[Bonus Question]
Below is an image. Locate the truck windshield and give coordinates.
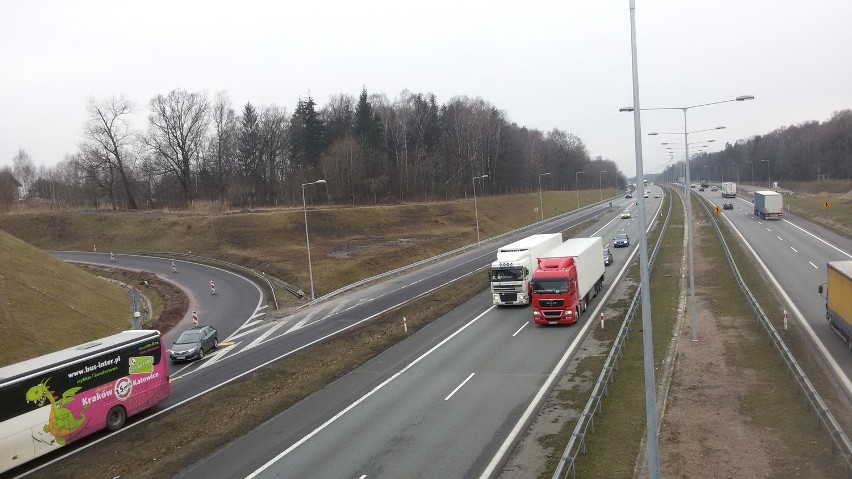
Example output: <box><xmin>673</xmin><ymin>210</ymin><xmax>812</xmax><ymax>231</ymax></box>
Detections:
<box><xmin>532</xmin><ymin>279</ymin><xmax>569</xmax><ymax>294</ymax></box>
<box><xmin>491</xmin><ymin>268</ymin><xmax>524</xmax><ymax>281</ymax></box>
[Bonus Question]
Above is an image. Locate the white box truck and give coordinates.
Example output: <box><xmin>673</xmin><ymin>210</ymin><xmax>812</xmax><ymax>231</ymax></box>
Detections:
<box><xmin>721</xmin><ymin>182</ymin><xmax>737</xmax><ymax>198</ymax></box>
<box><xmin>530</xmin><ymin>237</ymin><xmax>606</xmax><ymax>324</ymax></box>
<box><xmin>490</xmin><ymin>233</ymin><xmax>562</xmax><ymax>305</ymax></box>
<box><xmin>754</xmin><ymin>190</ymin><xmax>783</xmax><ymax>219</ymax></box>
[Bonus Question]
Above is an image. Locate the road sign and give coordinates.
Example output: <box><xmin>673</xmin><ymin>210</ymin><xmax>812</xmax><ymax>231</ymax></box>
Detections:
<box><xmin>823</xmin><ymin>201</ymin><xmax>831</xmax><ymax>209</ymax></box>
<box><xmin>714</xmin><ymin>206</ymin><xmax>721</xmax><ymax>213</ymax></box>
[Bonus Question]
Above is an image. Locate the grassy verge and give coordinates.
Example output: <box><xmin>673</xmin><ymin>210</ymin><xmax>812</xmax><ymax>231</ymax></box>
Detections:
<box><xmin>48</xmin><ymin>271</ymin><xmax>491</xmax><ymax>479</ymax></box>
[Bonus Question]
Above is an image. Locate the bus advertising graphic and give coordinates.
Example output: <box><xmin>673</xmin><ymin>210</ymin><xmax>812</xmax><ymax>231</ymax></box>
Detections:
<box><xmin>0</xmin><ymin>331</ymin><xmax>171</xmax><ymax>474</ymax></box>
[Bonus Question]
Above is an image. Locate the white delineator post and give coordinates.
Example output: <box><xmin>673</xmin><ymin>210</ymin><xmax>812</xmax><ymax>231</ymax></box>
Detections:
<box><xmin>784</xmin><ymin>310</ymin><xmax>788</xmax><ymax>330</ymax></box>
<box><xmin>110</xmin><ymin>252</ymin><xmax>115</xmax><ymax>262</ymax></box>
<box><xmin>171</xmin><ymin>261</ymin><xmax>177</xmax><ymax>273</ymax></box>
<box><xmin>192</xmin><ymin>311</ymin><xmax>198</xmax><ymax>326</ymax></box>
<box><xmin>211</xmin><ymin>280</ymin><xmax>216</xmax><ymax>295</ymax></box>
<box><xmin>403</xmin><ymin>316</ymin><xmax>408</xmax><ymax>333</ymax></box>
<box><xmin>600</xmin><ymin>312</ymin><xmax>605</xmax><ymax>329</ymax></box>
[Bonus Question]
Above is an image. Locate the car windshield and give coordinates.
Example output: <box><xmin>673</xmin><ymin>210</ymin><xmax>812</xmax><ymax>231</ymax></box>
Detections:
<box><xmin>491</xmin><ymin>267</ymin><xmax>524</xmax><ymax>282</ymax></box>
<box><xmin>616</xmin><ymin>234</ymin><xmax>628</xmax><ymax>241</ymax></box>
<box><xmin>532</xmin><ymin>279</ymin><xmax>569</xmax><ymax>294</ymax></box>
<box><xmin>175</xmin><ymin>331</ymin><xmax>201</xmax><ymax>344</ymax></box>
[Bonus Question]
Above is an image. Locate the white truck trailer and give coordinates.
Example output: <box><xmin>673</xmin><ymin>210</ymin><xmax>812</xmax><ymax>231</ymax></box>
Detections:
<box><xmin>721</xmin><ymin>182</ymin><xmax>737</xmax><ymax>198</ymax></box>
<box><xmin>490</xmin><ymin>233</ymin><xmax>562</xmax><ymax>306</ymax></box>
<box><xmin>754</xmin><ymin>190</ymin><xmax>783</xmax><ymax>219</ymax></box>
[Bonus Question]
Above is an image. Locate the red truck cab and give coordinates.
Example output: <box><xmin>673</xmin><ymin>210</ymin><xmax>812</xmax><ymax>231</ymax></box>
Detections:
<box><xmin>531</xmin><ymin>256</ymin><xmax>580</xmax><ymax>325</ymax></box>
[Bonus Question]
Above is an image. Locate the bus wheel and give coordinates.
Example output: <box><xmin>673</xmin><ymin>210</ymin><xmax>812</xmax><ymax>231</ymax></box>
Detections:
<box><xmin>106</xmin><ymin>406</ymin><xmax>127</xmax><ymax>431</ymax></box>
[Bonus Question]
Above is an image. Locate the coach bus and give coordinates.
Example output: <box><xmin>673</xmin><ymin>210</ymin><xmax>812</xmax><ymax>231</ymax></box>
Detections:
<box><xmin>0</xmin><ymin>330</ymin><xmax>171</xmax><ymax>473</ymax></box>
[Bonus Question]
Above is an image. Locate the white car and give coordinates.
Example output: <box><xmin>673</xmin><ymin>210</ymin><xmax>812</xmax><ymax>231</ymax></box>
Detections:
<box><xmin>621</xmin><ymin>210</ymin><xmax>632</xmax><ymax>219</ymax></box>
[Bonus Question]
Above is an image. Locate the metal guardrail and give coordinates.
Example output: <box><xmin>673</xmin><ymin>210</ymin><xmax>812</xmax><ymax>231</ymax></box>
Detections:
<box><xmin>553</xmin><ymin>187</ymin><xmax>674</xmax><ymax>479</ymax></box>
<box><xmin>694</xmin><ymin>192</ymin><xmax>852</xmax><ymax>475</ymax></box>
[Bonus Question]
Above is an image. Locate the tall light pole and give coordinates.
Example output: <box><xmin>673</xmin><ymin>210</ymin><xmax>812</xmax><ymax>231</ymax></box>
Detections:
<box><xmin>732</xmin><ymin>163</ymin><xmax>739</xmax><ymax>184</ymax></box>
<box><xmin>575</xmin><ymin>171</ymin><xmax>585</xmax><ymax>210</ymax></box>
<box><xmin>621</xmin><ymin>1</ymin><xmax>662</xmax><ymax>475</ymax></box>
<box><xmin>623</xmin><ymin>95</ymin><xmax>753</xmax><ymax>349</ymax></box>
<box><xmin>748</xmin><ymin>161</ymin><xmax>754</xmax><ymax>184</ymax></box>
<box><xmin>538</xmin><ymin>172</ymin><xmax>550</xmax><ymax>222</ymax></box>
<box><xmin>762</xmin><ymin>159</ymin><xmax>771</xmax><ymax>188</ymax></box>
<box><xmin>302</xmin><ymin>179</ymin><xmax>327</xmax><ymax>300</ymax></box>
<box><xmin>599</xmin><ymin>170</ymin><xmax>608</xmax><ymax>202</ymax></box>
<box><xmin>473</xmin><ymin>174</ymin><xmax>488</xmax><ymax>243</ymax></box>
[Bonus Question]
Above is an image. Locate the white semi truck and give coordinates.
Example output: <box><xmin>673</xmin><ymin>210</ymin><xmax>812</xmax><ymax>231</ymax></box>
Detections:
<box><xmin>490</xmin><ymin>233</ymin><xmax>562</xmax><ymax>306</ymax></box>
<box><xmin>721</xmin><ymin>182</ymin><xmax>737</xmax><ymax>198</ymax></box>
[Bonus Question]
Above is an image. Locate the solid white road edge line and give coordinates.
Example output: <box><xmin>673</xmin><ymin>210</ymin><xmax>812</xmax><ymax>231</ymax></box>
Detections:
<box><xmin>810</xmin><ymin>261</ymin><xmax>818</xmax><ymax>269</ymax></box>
<box><xmin>243</xmin><ymin>306</ymin><xmax>496</xmax><ymax>479</ymax></box>
<box><xmin>445</xmin><ymin>373</ymin><xmax>476</xmax><ymax>401</ymax></box>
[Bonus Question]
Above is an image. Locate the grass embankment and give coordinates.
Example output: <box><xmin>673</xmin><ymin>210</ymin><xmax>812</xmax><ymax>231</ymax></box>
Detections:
<box><xmin>0</xmin><ymin>189</ymin><xmax>616</xmax><ymax>306</ymax></box>
<box><xmin>0</xmin><ymin>230</ymin><xmax>131</xmax><ymax>366</ymax></box>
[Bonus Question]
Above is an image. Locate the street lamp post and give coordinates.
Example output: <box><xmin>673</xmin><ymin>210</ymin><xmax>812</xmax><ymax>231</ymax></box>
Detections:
<box><xmin>748</xmin><ymin>161</ymin><xmax>754</xmax><ymax>184</ymax></box>
<box><xmin>762</xmin><ymin>159</ymin><xmax>771</xmax><ymax>188</ymax></box>
<box><xmin>599</xmin><ymin>170</ymin><xmax>608</xmax><ymax>202</ymax></box>
<box><xmin>538</xmin><ymin>172</ymin><xmax>550</xmax><ymax>222</ymax></box>
<box><xmin>575</xmin><ymin>171</ymin><xmax>585</xmax><ymax>210</ymax></box>
<box><xmin>732</xmin><ymin>163</ymin><xmax>739</xmax><ymax>184</ymax></box>
<box><xmin>473</xmin><ymin>174</ymin><xmax>488</xmax><ymax>243</ymax></box>
<box><xmin>302</xmin><ymin>179</ymin><xmax>327</xmax><ymax>300</ymax></box>
<box><xmin>623</xmin><ymin>95</ymin><xmax>753</xmax><ymax>347</ymax></box>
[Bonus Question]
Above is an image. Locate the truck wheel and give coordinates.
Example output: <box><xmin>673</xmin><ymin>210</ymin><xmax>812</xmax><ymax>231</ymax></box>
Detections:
<box><xmin>106</xmin><ymin>406</ymin><xmax>127</xmax><ymax>431</ymax></box>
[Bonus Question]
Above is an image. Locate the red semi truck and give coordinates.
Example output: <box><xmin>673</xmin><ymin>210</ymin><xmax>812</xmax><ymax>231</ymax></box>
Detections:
<box><xmin>531</xmin><ymin>237</ymin><xmax>606</xmax><ymax>325</ymax></box>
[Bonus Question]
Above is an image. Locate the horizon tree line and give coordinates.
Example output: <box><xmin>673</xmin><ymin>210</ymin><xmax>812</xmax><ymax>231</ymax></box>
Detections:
<box><xmin>5</xmin><ymin>87</ymin><xmax>627</xmax><ymax>210</ymax></box>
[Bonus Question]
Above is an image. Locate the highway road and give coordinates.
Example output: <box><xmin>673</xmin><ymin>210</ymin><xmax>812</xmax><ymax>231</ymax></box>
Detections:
<box><xmin>22</xmin><ymin>191</ymin><xmax>657</xmax><ymax>478</ymax></box>
<box><xmin>173</xmin><ymin>187</ymin><xmax>666</xmax><ymax>479</ymax></box>
<box><xmin>695</xmin><ymin>186</ymin><xmax>852</xmax><ymax>393</ymax></box>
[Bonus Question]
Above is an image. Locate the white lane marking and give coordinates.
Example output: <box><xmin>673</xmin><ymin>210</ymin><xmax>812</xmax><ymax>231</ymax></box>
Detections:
<box><xmin>242</xmin><ymin>319</ymin><xmax>264</xmax><ymax>329</ymax></box>
<box><xmin>512</xmin><ymin>322</ymin><xmax>529</xmax><ymax>337</ymax></box>
<box><xmin>195</xmin><ymin>342</ymin><xmax>240</xmax><ymax>371</ymax></box>
<box><xmin>781</xmin><ymin>219</ymin><xmax>852</xmax><ymax>259</ymax></box>
<box><xmin>809</xmin><ymin>261</ymin><xmax>818</xmax><ymax>269</ymax></box>
<box><xmin>359</xmin><ymin>476</ymin><xmax>367</xmax><ymax>479</ymax></box>
<box><xmin>244</xmin><ymin>306</ymin><xmax>496</xmax><ymax>479</ymax></box>
<box><xmin>248</xmin><ymin>311</ymin><xmax>266</xmax><ymax>321</ymax></box>
<box><xmin>287</xmin><ymin>309</ymin><xmax>321</xmax><ymax>333</ymax></box>
<box><xmin>257</xmin><ymin>304</ymin><xmax>269</xmax><ymax>311</ymax></box>
<box><xmin>766</xmin><ymin>227</ymin><xmax>771</xmax><ymax>232</ymax></box>
<box><xmin>791</xmin><ymin>246</ymin><xmax>798</xmax><ymax>253</ymax></box>
<box><xmin>444</xmin><ymin>373</ymin><xmax>476</xmax><ymax>401</ymax></box>
<box><xmin>777</xmin><ymin>236</ymin><xmax>783</xmax><ymax>241</ymax></box>
<box><xmin>244</xmin><ymin>321</ymin><xmax>290</xmax><ymax>350</ymax></box>
<box><xmin>225</xmin><ymin>325</ymin><xmax>266</xmax><ymax>341</ymax></box>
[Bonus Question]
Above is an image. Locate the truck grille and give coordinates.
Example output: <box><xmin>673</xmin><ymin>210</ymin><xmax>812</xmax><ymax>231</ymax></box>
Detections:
<box><xmin>542</xmin><ymin>310</ymin><xmax>563</xmax><ymax>319</ymax></box>
<box><xmin>493</xmin><ymin>285</ymin><xmax>521</xmax><ymax>293</ymax></box>
<box><xmin>538</xmin><ymin>299</ymin><xmax>563</xmax><ymax>307</ymax></box>
<box><xmin>499</xmin><ymin>293</ymin><xmax>518</xmax><ymax>302</ymax></box>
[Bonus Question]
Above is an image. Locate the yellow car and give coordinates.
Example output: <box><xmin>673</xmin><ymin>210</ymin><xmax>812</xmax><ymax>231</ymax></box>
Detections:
<box><xmin>621</xmin><ymin>210</ymin><xmax>632</xmax><ymax>219</ymax></box>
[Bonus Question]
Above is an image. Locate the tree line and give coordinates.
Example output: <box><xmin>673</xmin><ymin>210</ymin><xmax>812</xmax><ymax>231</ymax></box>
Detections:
<box><xmin>659</xmin><ymin>110</ymin><xmax>852</xmax><ymax>186</ymax></box>
<box><xmin>3</xmin><ymin>88</ymin><xmax>625</xmax><ymax>211</ymax></box>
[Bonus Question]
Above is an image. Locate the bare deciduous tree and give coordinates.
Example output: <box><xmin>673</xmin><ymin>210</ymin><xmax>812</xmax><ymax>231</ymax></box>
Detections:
<box><xmin>83</xmin><ymin>96</ymin><xmax>139</xmax><ymax>209</ymax></box>
<box><xmin>145</xmin><ymin>89</ymin><xmax>210</xmax><ymax>203</ymax></box>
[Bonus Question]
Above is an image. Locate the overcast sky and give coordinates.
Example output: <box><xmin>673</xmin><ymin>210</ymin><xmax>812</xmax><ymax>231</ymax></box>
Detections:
<box><xmin>1</xmin><ymin>0</ymin><xmax>850</xmax><ymax>177</ymax></box>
